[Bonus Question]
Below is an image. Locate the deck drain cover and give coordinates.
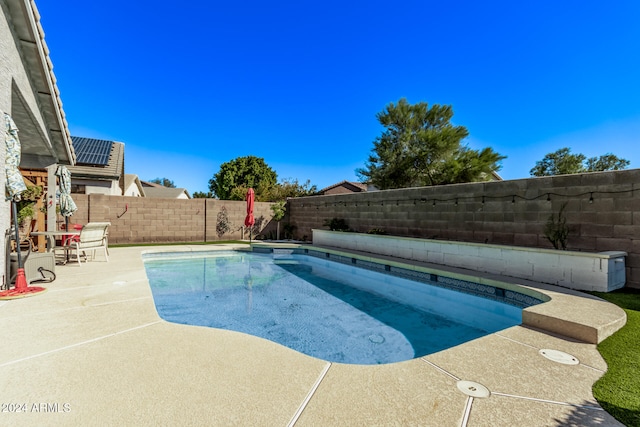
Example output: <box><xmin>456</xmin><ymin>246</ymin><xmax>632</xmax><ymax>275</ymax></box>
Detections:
<box><xmin>368</xmin><ymin>334</ymin><xmax>385</xmax><ymax>344</ymax></box>
<box><xmin>456</xmin><ymin>380</ymin><xmax>491</xmax><ymax>398</ymax></box>
<box><xmin>539</xmin><ymin>349</ymin><xmax>579</xmax><ymax>365</ymax></box>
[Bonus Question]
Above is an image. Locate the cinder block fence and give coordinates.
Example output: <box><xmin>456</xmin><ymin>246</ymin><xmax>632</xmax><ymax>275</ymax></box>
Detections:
<box><xmin>287</xmin><ymin>169</ymin><xmax>640</xmax><ymax>289</ymax></box>
<box><xmin>68</xmin><ymin>194</ymin><xmax>279</xmax><ymax>244</ymax></box>
<box><xmin>65</xmin><ymin>169</ymin><xmax>640</xmax><ymax>288</ymax></box>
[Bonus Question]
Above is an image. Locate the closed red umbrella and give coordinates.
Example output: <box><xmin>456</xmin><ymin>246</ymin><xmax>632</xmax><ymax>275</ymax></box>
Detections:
<box><xmin>244</xmin><ymin>188</ymin><xmax>255</xmax><ymax>241</ymax></box>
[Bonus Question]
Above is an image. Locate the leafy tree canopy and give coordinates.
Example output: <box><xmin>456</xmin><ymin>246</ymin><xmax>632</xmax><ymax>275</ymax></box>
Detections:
<box><xmin>530</xmin><ymin>147</ymin><xmax>630</xmax><ymax>176</ymax></box>
<box><xmin>229</xmin><ymin>178</ymin><xmax>317</xmax><ymax>202</ymax></box>
<box><xmin>209</xmin><ymin>155</ymin><xmax>277</xmax><ymax>200</ymax></box>
<box><xmin>149</xmin><ymin>177</ymin><xmax>176</xmax><ymax>188</ymax></box>
<box><xmin>266</xmin><ymin>178</ymin><xmax>317</xmax><ymax>201</ymax></box>
<box><xmin>356</xmin><ymin>98</ymin><xmax>505</xmax><ymax>189</ymax></box>
<box><xmin>192</xmin><ymin>191</ymin><xmax>214</xmax><ymax>198</ymax></box>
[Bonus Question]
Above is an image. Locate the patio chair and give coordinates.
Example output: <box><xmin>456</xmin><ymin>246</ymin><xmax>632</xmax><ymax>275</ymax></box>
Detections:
<box><xmin>58</xmin><ymin>223</ymin><xmax>83</xmax><ymax>247</ymax></box>
<box><xmin>56</xmin><ymin>222</ymin><xmax>110</xmax><ymax>265</ymax></box>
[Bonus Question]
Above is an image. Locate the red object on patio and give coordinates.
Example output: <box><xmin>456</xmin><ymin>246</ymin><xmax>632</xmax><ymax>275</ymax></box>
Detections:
<box><xmin>0</xmin><ymin>201</ymin><xmax>48</xmax><ymax>300</ymax></box>
<box><xmin>244</xmin><ymin>188</ymin><xmax>255</xmax><ymax>241</ymax></box>
<box><xmin>61</xmin><ymin>223</ymin><xmax>83</xmax><ymax>246</ymax></box>
<box><xmin>0</xmin><ymin>269</ymin><xmax>47</xmax><ymax>300</ymax></box>
<box><xmin>1</xmin><ymin>113</ymin><xmax>47</xmax><ymax>300</ymax></box>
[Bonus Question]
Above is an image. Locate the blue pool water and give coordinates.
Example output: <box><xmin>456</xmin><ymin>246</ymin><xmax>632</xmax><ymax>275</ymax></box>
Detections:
<box><xmin>144</xmin><ymin>251</ymin><xmax>524</xmax><ymax>365</ymax></box>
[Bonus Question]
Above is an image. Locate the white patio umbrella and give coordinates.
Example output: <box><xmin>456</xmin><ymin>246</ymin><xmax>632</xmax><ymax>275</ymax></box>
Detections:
<box><xmin>3</xmin><ymin>113</ymin><xmax>26</xmax><ymax>200</ymax></box>
<box><xmin>0</xmin><ymin>112</ymin><xmax>47</xmax><ymax>299</ymax></box>
<box><xmin>55</xmin><ymin>165</ymin><xmax>77</xmax><ymax>221</ymax></box>
<box><xmin>55</xmin><ymin>165</ymin><xmax>77</xmax><ymax>264</ymax></box>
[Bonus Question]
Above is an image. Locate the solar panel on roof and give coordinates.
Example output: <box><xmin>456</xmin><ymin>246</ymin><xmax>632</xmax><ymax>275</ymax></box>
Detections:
<box><xmin>71</xmin><ymin>137</ymin><xmax>113</xmax><ymax>166</ymax></box>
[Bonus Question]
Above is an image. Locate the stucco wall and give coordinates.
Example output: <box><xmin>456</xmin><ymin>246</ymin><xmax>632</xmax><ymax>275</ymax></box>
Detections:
<box><xmin>1</xmin><ymin>2</ymin><xmax>17</xmax><ymax>287</ymax></box>
<box><xmin>1</xmin><ymin>1</ymin><xmax>46</xmax><ymax>288</ymax></box>
<box><xmin>73</xmin><ymin>179</ymin><xmax>121</xmax><ymax>196</ymax></box>
<box><xmin>1</xmin><ymin>1</ymin><xmax>46</xmax><ymax>135</ymax></box>
<box><xmin>288</xmin><ymin>169</ymin><xmax>640</xmax><ymax>289</ymax></box>
<box><xmin>0</xmin><ymin>123</ymin><xmax>7</xmax><ymax>288</ymax></box>
<box><xmin>123</xmin><ymin>183</ymin><xmax>142</xmax><ymax>197</ymax></box>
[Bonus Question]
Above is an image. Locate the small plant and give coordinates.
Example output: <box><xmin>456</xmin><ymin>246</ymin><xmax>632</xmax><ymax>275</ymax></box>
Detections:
<box><xmin>270</xmin><ymin>200</ymin><xmax>286</xmax><ymax>239</ymax></box>
<box><xmin>216</xmin><ymin>206</ymin><xmax>231</xmax><ymax>237</ymax></box>
<box><xmin>16</xmin><ymin>185</ymin><xmax>43</xmax><ymax>225</ymax></box>
<box><xmin>20</xmin><ymin>185</ymin><xmax>43</xmax><ymax>201</ymax></box>
<box><xmin>16</xmin><ymin>203</ymin><xmax>35</xmax><ymax>225</ymax></box>
<box><xmin>544</xmin><ymin>203</ymin><xmax>569</xmax><ymax>250</ymax></box>
<box><xmin>323</xmin><ymin>217</ymin><xmax>350</xmax><ymax>231</ymax></box>
<box><xmin>283</xmin><ymin>223</ymin><xmax>296</xmax><ymax>239</ymax></box>
<box><xmin>367</xmin><ymin>228</ymin><xmax>387</xmax><ymax>235</ymax></box>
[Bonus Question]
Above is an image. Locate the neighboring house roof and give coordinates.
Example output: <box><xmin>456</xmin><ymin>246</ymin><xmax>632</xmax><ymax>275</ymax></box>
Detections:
<box><xmin>319</xmin><ymin>181</ymin><xmax>367</xmax><ymax>195</ymax></box>
<box><xmin>5</xmin><ymin>0</ymin><xmax>75</xmax><ymax>167</ymax></box>
<box><xmin>140</xmin><ymin>181</ymin><xmax>190</xmax><ymax>199</ymax></box>
<box><xmin>124</xmin><ymin>174</ymin><xmax>145</xmax><ymax>197</ymax></box>
<box><xmin>67</xmin><ymin>137</ymin><xmax>124</xmax><ymax>180</ymax></box>
<box><xmin>143</xmin><ymin>187</ymin><xmax>190</xmax><ymax>199</ymax></box>
<box><xmin>140</xmin><ymin>180</ymin><xmax>163</xmax><ymax>188</ymax></box>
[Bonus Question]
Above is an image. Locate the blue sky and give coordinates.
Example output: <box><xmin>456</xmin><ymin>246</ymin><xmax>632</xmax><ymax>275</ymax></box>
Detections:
<box><xmin>36</xmin><ymin>0</ymin><xmax>640</xmax><ymax>194</ymax></box>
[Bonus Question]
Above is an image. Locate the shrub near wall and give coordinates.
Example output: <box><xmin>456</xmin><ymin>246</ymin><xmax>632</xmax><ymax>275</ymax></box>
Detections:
<box><xmin>287</xmin><ymin>169</ymin><xmax>640</xmax><ymax>289</ymax></box>
<box><xmin>69</xmin><ymin>194</ymin><xmax>277</xmax><ymax>244</ymax></box>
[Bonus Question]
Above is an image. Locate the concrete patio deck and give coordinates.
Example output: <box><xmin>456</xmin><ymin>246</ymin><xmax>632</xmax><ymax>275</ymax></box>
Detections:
<box><xmin>0</xmin><ymin>245</ymin><xmax>626</xmax><ymax>426</ymax></box>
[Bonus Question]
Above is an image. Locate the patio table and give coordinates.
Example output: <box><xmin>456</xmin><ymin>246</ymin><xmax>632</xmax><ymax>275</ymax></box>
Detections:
<box><xmin>31</xmin><ymin>231</ymin><xmax>80</xmax><ymax>264</ymax></box>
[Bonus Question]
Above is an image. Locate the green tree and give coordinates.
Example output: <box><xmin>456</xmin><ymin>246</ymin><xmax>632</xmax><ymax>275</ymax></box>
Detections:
<box><xmin>356</xmin><ymin>98</ymin><xmax>504</xmax><ymax>189</ymax></box>
<box><xmin>264</xmin><ymin>178</ymin><xmax>317</xmax><ymax>201</ymax></box>
<box><xmin>149</xmin><ymin>177</ymin><xmax>176</xmax><ymax>188</ymax></box>
<box><xmin>530</xmin><ymin>148</ymin><xmax>585</xmax><ymax>176</ymax></box>
<box><xmin>209</xmin><ymin>156</ymin><xmax>277</xmax><ymax>200</ymax></box>
<box><xmin>530</xmin><ymin>148</ymin><xmax>630</xmax><ymax>176</ymax></box>
<box><xmin>585</xmin><ymin>153</ymin><xmax>630</xmax><ymax>172</ymax></box>
<box><xmin>227</xmin><ymin>178</ymin><xmax>317</xmax><ymax>202</ymax></box>
<box><xmin>192</xmin><ymin>191</ymin><xmax>213</xmax><ymax>198</ymax></box>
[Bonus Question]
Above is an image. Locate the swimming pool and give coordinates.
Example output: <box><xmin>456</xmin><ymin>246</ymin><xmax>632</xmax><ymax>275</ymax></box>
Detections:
<box><xmin>144</xmin><ymin>249</ymin><xmax>541</xmax><ymax>364</ymax></box>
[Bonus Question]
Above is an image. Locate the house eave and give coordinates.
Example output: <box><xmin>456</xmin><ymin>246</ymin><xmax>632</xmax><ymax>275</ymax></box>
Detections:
<box><xmin>7</xmin><ymin>0</ymin><xmax>75</xmax><ymax>167</ymax></box>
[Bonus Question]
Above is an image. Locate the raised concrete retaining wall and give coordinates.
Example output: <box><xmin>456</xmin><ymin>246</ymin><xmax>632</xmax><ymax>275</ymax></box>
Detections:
<box><xmin>313</xmin><ymin>229</ymin><xmax>627</xmax><ymax>292</ymax></box>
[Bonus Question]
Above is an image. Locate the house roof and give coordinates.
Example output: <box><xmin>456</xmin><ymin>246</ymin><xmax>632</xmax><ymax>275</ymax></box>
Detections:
<box><xmin>319</xmin><ymin>180</ymin><xmax>367</xmax><ymax>194</ymax></box>
<box><xmin>139</xmin><ymin>182</ymin><xmax>190</xmax><ymax>199</ymax></box>
<box><xmin>67</xmin><ymin>137</ymin><xmax>124</xmax><ymax>180</ymax></box>
<box><xmin>490</xmin><ymin>170</ymin><xmax>503</xmax><ymax>181</ymax></box>
<box><xmin>124</xmin><ymin>174</ymin><xmax>145</xmax><ymax>196</ymax></box>
<box><xmin>140</xmin><ymin>180</ymin><xmax>164</xmax><ymax>188</ymax></box>
<box><xmin>73</xmin><ymin>137</ymin><xmax>113</xmax><ymax>165</ymax></box>
<box><xmin>6</xmin><ymin>0</ymin><xmax>75</xmax><ymax>167</ymax></box>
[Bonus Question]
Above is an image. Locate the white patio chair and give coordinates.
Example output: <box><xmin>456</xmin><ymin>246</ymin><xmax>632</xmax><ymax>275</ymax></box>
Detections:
<box><xmin>57</xmin><ymin>222</ymin><xmax>110</xmax><ymax>265</ymax></box>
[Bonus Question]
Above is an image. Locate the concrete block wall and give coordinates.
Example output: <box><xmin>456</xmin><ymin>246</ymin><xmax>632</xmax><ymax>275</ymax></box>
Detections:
<box><xmin>289</xmin><ymin>169</ymin><xmax>640</xmax><ymax>288</ymax></box>
<box><xmin>67</xmin><ymin>194</ymin><xmax>277</xmax><ymax>244</ymax></box>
